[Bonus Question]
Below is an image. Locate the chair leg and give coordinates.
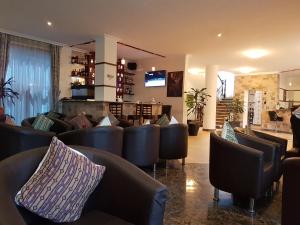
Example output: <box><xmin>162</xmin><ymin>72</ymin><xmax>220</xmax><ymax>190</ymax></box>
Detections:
<box><xmin>213</xmin><ymin>188</ymin><xmax>219</xmax><ymax>201</ymax></box>
<box><xmin>182</xmin><ymin>158</ymin><xmax>185</xmax><ymax>166</ymax></box>
<box><xmin>249</xmin><ymin>198</ymin><xmax>255</xmax><ymax>214</ymax></box>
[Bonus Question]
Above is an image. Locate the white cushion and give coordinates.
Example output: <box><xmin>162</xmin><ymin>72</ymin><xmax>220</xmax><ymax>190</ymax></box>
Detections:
<box><xmin>98</xmin><ymin>116</ymin><xmax>112</xmax><ymax>126</ymax></box>
<box><xmin>169</xmin><ymin>116</ymin><xmax>179</xmax><ymax>125</ymax></box>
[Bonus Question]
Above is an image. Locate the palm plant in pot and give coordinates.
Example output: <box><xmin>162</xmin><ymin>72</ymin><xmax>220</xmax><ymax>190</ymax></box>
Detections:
<box><xmin>227</xmin><ymin>97</ymin><xmax>244</xmax><ymax>128</ymax></box>
<box><xmin>185</xmin><ymin>88</ymin><xmax>211</xmax><ymax>136</ymax></box>
<box><xmin>0</xmin><ymin>77</ymin><xmax>19</xmax><ymax>116</ymax></box>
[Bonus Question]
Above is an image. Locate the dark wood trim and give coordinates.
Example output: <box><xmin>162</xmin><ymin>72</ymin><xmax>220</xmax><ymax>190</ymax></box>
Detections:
<box><xmin>280</xmin><ymin>68</ymin><xmax>300</xmax><ymax>73</ymax></box>
<box><xmin>117</xmin><ymin>42</ymin><xmax>166</xmax><ymax>58</ymax></box>
<box><xmin>69</xmin><ymin>40</ymin><xmax>165</xmax><ymax>58</ymax></box>
<box><xmin>95</xmin><ymin>62</ymin><xmax>117</xmax><ymax>66</ymax></box>
<box><xmin>280</xmin><ymin>87</ymin><xmax>300</xmax><ymax>92</ymax></box>
<box><xmin>203</xmin><ymin>128</ymin><xmax>216</xmax><ymax>131</ymax></box>
<box><xmin>94</xmin><ymin>85</ymin><xmax>116</xmax><ymax>88</ymax></box>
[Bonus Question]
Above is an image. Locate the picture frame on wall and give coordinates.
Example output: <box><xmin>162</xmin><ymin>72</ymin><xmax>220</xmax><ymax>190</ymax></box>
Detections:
<box><xmin>167</xmin><ymin>71</ymin><xmax>184</xmax><ymax>97</ymax></box>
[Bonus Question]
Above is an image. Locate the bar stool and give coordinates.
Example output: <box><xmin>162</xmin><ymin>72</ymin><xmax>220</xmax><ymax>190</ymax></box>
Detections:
<box><xmin>141</xmin><ymin>104</ymin><xmax>154</xmax><ymax>123</ymax></box>
<box><xmin>128</xmin><ymin>104</ymin><xmax>142</xmax><ymax>125</ymax></box>
<box><xmin>109</xmin><ymin>102</ymin><xmax>123</xmax><ymax>119</ymax></box>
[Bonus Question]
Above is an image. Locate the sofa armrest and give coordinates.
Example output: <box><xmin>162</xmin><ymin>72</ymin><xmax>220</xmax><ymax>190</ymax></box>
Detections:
<box><xmin>85</xmin><ymin>148</ymin><xmax>167</xmax><ymax>225</ymax></box>
<box><xmin>235</xmin><ymin>132</ymin><xmax>276</xmax><ymax>163</ymax></box>
<box><xmin>253</xmin><ymin>130</ymin><xmax>287</xmax><ymax>155</ymax></box>
<box><xmin>210</xmin><ymin>133</ymin><xmax>265</xmax><ymax>198</ymax></box>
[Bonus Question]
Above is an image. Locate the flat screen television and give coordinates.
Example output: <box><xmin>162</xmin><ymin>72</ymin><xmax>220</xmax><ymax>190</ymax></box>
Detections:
<box><xmin>145</xmin><ymin>70</ymin><xmax>166</xmax><ymax>87</ymax></box>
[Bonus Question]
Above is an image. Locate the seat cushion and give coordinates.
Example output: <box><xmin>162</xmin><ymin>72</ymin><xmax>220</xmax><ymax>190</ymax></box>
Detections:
<box><xmin>39</xmin><ymin>210</ymin><xmax>133</xmax><ymax>225</ymax></box>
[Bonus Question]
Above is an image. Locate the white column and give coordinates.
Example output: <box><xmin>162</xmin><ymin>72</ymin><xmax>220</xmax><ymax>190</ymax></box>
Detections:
<box><xmin>94</xmin><ymin>35</ymin><xmax>118</xmax><ymax>101</ymax></box>
<box><xmin>203</xmin><ymin>65</ymin><xmax>218</xmax><ymax>130</ymax></box>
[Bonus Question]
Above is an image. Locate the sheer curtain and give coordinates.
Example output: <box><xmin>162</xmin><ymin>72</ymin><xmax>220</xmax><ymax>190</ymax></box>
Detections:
<box><xmin>5</xmin><ymin>39</ymin><xmax>52</xmax><ymax>125</ymax></box>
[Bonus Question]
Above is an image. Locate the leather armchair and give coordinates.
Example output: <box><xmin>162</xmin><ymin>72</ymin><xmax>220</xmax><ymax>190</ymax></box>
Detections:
<box><xmin>209</xmin><ymin>132</ymin><xmax>275</xmax><ymax>213</ymax></box>
<box><xmin>0</xmin><ymin>123</ymin><xmax>54</xmax><ymax>161</ymax></box>
<box><xmin>123</xmin><ymin>125</ymin><xmax>160</xmax><ymax>170</ymax></box>
<box><xmin>282</xmin><ymin>158</ymin><xmax>300</xmax><ymax>225</ymax></box>
<box><xmin>159</xmin><ymin>124</ymin><xmax>188</xmax><ymax>165</ymax></box>
<box><xmin>235</xmin><ymin>130</ymin><xmax>285</xmax><ymax>184</ymax></box>
<box><xmin>0</xmin><ymin>146</ymin><xmax>168</xmax><ymax>225</ymax></box>
<box><xmin>22</xmin><ymin>116</ymin><xmax>72</xmax><ymax>134</ymax></box>
<box><xmin>58</xmin><ymin>126</ymin><xmax>124</xmax><ymax>156</ymax></box>
<box><xmin>290</xmin><ymin>114</ymin><xmax>300</xmax><ymax>148</ymax></box>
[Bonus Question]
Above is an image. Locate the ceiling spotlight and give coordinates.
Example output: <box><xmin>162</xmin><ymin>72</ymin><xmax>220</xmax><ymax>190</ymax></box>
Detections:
<box><xmin>242</xmin><ymin>49</ymin><xmax>270</xmax><ymax>59</ymax></box>
<box><xmin>121</xmin><ymin>58</ymin><xmax>126</xmax><ymax>65</ymax></box>
<box><xmin>237</xmin><ymin>67</ymin><xmax>256</xmax><ymax>74</ymax></box>
<box><xmin>151</xmin><ymin>66</ymin><xmax>156</xmax><ymax>71</ymax></box>
<box><xmin>289</xmin><ymin>82</ymin><xmax>292</xmax><ymax>87</ymax></box>
<box><xmin>47</xmin><ymin>21</ymin><xmax>52</xmax><ymax>26</ymax></box>
<box><xmin>217</xmin><ymin>33</ymin><xmax>222</xmax><ymax>38</ymax></box>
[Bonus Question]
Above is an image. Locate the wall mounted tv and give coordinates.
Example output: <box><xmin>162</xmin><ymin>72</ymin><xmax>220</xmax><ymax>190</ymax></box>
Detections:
<box><xmin>145</xmin><ymin>70</ymin><xmax>166</xmax><ymax>87</ymax></box>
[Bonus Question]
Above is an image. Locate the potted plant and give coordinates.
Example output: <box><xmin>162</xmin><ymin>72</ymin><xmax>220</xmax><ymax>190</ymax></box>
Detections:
<box><xmin>0</xmin><ymin>77</ymin><xmax>19</xmax><ymax>114</ymax></box>
<box><xmin>185</xmin><ymin>88</ymin><xmax>211</xmax><ymax>136</ymax></box>
<box><xmin>227</xmin><ymin>97</ymin><xmax>244</xmax><ymax>128</ymax></box>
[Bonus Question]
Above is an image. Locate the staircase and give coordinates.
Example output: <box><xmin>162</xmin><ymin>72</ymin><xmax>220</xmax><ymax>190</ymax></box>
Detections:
<box><xmin>216</xmin><ymin>99</ymin><xmax>232</xmax><ymax>128</ymax></box>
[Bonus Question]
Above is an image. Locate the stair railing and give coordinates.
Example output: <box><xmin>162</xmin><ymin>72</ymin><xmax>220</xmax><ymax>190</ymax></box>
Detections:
<box><xmin>217</xmin><ymin>75</ymin><xmax>226</xmax><ymax>100</ymax></box>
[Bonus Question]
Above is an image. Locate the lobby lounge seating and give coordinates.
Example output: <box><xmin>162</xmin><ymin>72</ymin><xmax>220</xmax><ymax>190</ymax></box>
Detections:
<box><xmin>282</xmin><ymin>158</ymin><xmax>300</xmax><ymax>225</ymax></box>
<box><xmin>235</xmin><ymin>129</ymin><xmax>287</xmax><ymax>185</ymax></box>
<box><xmin>0</xmin><ymin>123</ymin><xmax>54</xmax><ymax>161</ymax></box>
<box><xmin>290</xmin><ymin>114</ymin><xmax>300</xmax><ymax>148</ymax></box>
<box><xmin>0</xmin><ymin>146</ymin><xmax>168</xmax><ymax>225</ymax></box>
<box><xmin>22</xmin><ymin>116</ymin><xmax>72</xmax><ymax>134</ymax></box>
<box><xmin>58</xmin><ymin>126</ymin><xmax>124</xmax><ymax>156</ymax></box>
<box><xmin>159</xmin><ymin>123</ymin><xmax>188</xmax><ymax>165</ymax></box>
<box><xmin>209</xmin><ymin>132</ymin><xmax>275</xmax><ymax>213</ymax></box>
<box><xmin>123</xmin><ymin>125</ymin><xmax>160</xmax><ymax>170</ymax></box>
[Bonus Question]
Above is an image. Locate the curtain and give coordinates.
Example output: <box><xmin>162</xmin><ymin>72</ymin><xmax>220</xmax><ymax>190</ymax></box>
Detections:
<box><xmin>5</xmin><ymin>36</ymin><xmax>52</xmax><ymax>124</ymax></box>
<box><xmin>51</xmin><ymin>45</ymin><xmax>60</xmax><ymax>111</ymax></box>
<box><xmin>0</xmin><ymin>33</ymin><xmax>9</xmax><ymax>82</ymax></box>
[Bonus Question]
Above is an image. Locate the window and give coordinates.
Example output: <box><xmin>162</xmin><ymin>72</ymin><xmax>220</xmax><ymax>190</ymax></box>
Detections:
<box><xmin>5</xmin><ymin>40</ymin><xmax>52</xmax><ymax>124</ymax></box>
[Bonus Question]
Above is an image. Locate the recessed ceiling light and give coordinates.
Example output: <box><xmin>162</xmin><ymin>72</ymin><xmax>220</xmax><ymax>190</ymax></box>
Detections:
<box><xmin>289</xmin><ymin>82</ymin><xmax>292</xmax><ymax>87</ymax></box>
<box><xmin>237</xmin><ymin>67</ymin><xmax>256</xmax><ymax>74</ymax></box>
<box><xmin>47</xmin><ymin>21</ymin><xmax>52</xmax><ymax>26</ymax></box>
<box><xmin>188</xmin><ymin>68</ymin><xmax>205</xmax><ymax>75</ymax></box>
<box><xmin>242</xmin><ymin>49</ymin><xmax>270</xmax><ymax>59</ymax></box>
<box><xmin>151</xmin><ymin>66</ymin><xmax>156</xmax><ymax>71</ymax></box>
<box><xmin>217</xmin><ymin>33</ymin><xmax>222</xmax><ymax>38</ymax></box>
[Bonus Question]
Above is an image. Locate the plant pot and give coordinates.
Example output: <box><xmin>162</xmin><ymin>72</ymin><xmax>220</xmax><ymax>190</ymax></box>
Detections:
<box><xmin>188</xmin><ymin>121</ymin><xmax>201</xmax><ymax>136</ymax></box>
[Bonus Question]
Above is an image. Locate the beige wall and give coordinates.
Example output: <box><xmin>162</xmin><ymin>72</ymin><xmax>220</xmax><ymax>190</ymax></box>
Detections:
<box><xmin>134</xmin><ymin>55</ymin><xmax>186</xmax><ymax>122</ymax></box>
<box><xmin>234</xmin><ymin>74</ymin><xmax>279</xmax><ymax>110</ymax></box>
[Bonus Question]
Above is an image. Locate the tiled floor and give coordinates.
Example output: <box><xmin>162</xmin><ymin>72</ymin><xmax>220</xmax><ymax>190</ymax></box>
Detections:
<box><xmin>149</xmin><ymin>129</ymin><xmax>292</xmax><ymax>225</ymax></box>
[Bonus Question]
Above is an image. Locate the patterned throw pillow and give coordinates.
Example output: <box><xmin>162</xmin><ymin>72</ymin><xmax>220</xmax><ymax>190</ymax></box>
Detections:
<box><xmin>46</xmin><ymin>111</ymin><xmax>61</xmax><ymax>119</ymax></box>
<box><xmin>221</xmin><ymin>121</ymin><xmax>239</xmax><ymax>143</ymax></box>
<box><xmin>156</xmin><ymin>114</ymin><xmax>170</xmax><ymax>126</ymax></box>
<box><xmin>15</xmin><ymin>137</ymin><xmax>106</xmax><ymax>223</ymax></box>
<box><xmin>107</xmin><ymin>112</ymin><xmax>120</xmax><ymax>126</ymax></box>
<box><xmin>32</xmin><ymin>115</ymin><xmax>54</xmax><ymax>131</ymax></box>
<box><xmin>97</xmin><ymin>116</ymin><xmax>112</xmax><ymax>126</ymax></box>
<box><xmin>69</xmin><ymin>114</ymin><xmax>93</xmax><ymax>129</ymax></box>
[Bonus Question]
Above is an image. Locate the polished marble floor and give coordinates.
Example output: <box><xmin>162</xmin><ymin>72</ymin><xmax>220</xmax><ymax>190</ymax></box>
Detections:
<box><xmin>147</xmin><ymin>129</ymin><xmax>290</xmax><ymax>225</ymax></box>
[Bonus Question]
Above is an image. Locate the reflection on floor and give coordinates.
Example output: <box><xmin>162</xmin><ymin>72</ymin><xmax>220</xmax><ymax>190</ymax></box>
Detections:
<box><xmin>148</xmin><ymin>162</ymin><xmax>281</xmax><ymax>225</ymax></box>
<box><xmin>148</xmin><ymin>129</ymin><xmax>289</xmax><ymax>224</ymax></box>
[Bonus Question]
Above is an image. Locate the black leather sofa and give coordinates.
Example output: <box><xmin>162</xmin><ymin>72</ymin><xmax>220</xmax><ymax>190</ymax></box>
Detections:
<box><xmin>159</xmin><ymin>123</ymin><xmax>188</xmax><ymax>165</ymax></box>
<box><xmin>209</xmin><ymin>132</ymin><xmax>276</xmax><ymax>213</ymax></box>
<box><xmin>282</xmin><ymin>158</ymin><xmax>300</xmax><ymax>225</ymax></box>
<box><xmin>58</xmin><ymin>126</ymin><xmax>124</xmax><ymax>156</ymax></box>
<box><xmin>21</xmin><ymin>116</ymin><xmax>72</xmax><ymax>134</ymax></box>
<box><xmin>0</xmin><ymin>146</ymin><xmax>168</xmax><ymax>225</ymax></box>
<box><xmin>123</xmin><ymin>125</ymin><xmax>160</xmax><ymax>170</ymax></box>
<box><xmin>0</xmin><ymin>123</ymin><xmax>54</xmax><ymax>161</ymax></box>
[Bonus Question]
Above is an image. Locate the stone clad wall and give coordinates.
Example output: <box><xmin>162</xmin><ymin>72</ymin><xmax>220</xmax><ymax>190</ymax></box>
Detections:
<box><xmin>234</xmin><ymin>74</ymin><xmax>279</xmax><ymax>111</ymax></box>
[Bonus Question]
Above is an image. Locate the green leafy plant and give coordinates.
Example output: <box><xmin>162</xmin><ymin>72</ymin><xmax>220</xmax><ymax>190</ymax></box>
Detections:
<box><xmin>0</xmin><ymin>77</ymin><xmax>19</xmax><ymax>109</ymax></box>
<box><xmin>185</xmin><ymin>88</ymin><xmax>211</xmax><ymax>122</ymax></box>
<box><xmin>227</xmin><ymin>98</ymin><xmax>244</xmax><ymax>121</ymax></box>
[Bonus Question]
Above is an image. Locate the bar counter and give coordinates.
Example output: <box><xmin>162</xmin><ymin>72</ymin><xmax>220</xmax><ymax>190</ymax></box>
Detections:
<box><xmin>60</xmin><ymin>99</ymin><xmax>162</xmax><ymax>120</ymax></box>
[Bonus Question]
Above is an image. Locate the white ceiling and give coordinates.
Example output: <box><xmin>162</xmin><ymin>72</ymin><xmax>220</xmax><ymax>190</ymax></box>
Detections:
<box><xmin>1</xmin><ymin>0</ymin><xmax>300</xmax><ymax>73</ymax></box>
